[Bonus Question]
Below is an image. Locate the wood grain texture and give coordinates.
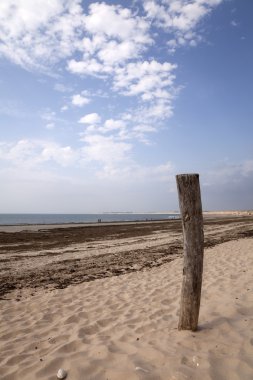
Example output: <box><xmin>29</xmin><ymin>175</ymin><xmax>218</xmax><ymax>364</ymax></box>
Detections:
<box><xmin>176</xmin><ymin>174</ymin><xmax>204</xmax><ymax>331</ymax></box>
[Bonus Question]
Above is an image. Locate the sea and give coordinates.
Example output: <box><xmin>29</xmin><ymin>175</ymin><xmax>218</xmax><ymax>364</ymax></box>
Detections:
<box><xmin>0</xmin><ymin>213</ymin><xmax>180</xmax><ymax>226</ymax></box>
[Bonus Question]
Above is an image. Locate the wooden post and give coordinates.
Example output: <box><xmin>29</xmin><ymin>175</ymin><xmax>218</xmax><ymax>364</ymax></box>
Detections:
<box><xmin>176</xmin><ymin>174</ymin><xmax>204</xmax><ymax>331</ymax></box>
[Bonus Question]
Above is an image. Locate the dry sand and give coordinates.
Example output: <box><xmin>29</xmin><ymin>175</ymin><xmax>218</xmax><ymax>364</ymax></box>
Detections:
<box><xmin>0</xmin><ymin>218</ymin><xmax>253</xmax><ymax>379</ymax></box>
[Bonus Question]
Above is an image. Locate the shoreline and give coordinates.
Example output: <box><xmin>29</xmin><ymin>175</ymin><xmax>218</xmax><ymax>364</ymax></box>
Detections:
<box><xmin>0</xmin><ymin>211</ymin><xmax>252</xmax><ymax>233</ymax></box>
<box><xmin>0</xmin><ymin>219</ymin><xmax>176</xmax><ymax>233</ymax></box>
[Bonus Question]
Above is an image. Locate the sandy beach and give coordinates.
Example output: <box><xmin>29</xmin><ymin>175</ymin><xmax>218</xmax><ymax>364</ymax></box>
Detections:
<box><xmin>0</xmin><ymin>216</ymin><xmax>253</xmax><ymax>379</ymax></box>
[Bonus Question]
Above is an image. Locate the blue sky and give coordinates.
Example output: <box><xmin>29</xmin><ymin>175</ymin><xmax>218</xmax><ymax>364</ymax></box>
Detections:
<box><xmin>0</xmin><ymin>0</ymin><xmax>252</xmax><ymax>213</ymax></box>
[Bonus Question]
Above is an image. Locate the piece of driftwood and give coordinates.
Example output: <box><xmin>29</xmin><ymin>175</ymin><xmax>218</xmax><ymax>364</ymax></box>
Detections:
<box><xmin>176</xmin><ymin>173</ymin><xmax>204</xmax><ymax>331</ymax></box>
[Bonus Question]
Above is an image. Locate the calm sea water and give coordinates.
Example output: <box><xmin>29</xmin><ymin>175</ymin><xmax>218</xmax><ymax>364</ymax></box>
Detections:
<box><xmin>0</xmin><ymin>213</ymin><xmax>179</xmax><ymax>226</ymax></box>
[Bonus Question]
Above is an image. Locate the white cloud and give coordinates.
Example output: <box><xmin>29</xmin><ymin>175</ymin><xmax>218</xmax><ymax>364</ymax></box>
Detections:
<box><xmin>133</xmin><ymin>125</ymin><xmax>156</xmax><ymax>133</ymax></box>
<box><xmin>41</xmin><ymin>108</ymin><xmax>67</xmax><ymax>125</ymax></box>
<box><xmin>231</xmin><ymin>20</ymin><xmax>238</xmax><ymax>27</ymax></box>
<box><xmin>0</xmin><ymin>0</ymin><xmax>225</xmax><ymax>168</ymax></box>
<box><xmin>81</xmin><ymin>134</ymin><xmax>132</xmax><ymax>165</ymax></box>
<box><xmin>135</xmin><ymin>161</ymin><xmax>175</xmax><ymax>182</ymax></box>
<box><xmin>0</xmin><ymin>0</ymin><xmax>223</xmax><ymax>133</ymax></box>
<box><xmin>61</xmin><ymin>105</ymin><xmax>69</xmax><ymax>112</ymax></box>
<box><xmin>144</xmin><ymin>0</ymin><xmax>223</xmax><ymax>31</ymax></box>
<box><xmin>0</xmin><ymin>0</ymin><xmax>84</xmax><ymax>71</ymax></box>
<box><xmin>84</xmin><ymin>3</ymin><xmax>149</xmax><ymax>42</ymax></box>
<box><xmin>0</xmin><ymin>0</ymin><xmax>223</xmax><ymax>81</ymax></box>
<box><xmin>138</xmin><ymin>99</ymin><xmax>174</xmax><ymax>121</ymax></box>
<box><xmin>242</xmin><ymin>160</ymin><xmax>253</xmax><ymax>176</ymax></box>
<box><xmin>0</xmin><ymin>140</ymin><xmax>38</xmax><ymax>166</ymax></box>
<box><xmin>104</xmin><ymin>119</ymin><xmax>126</xmax><ymax>132</ymax></box>
<box><xmin>54</xmin><ymin>83</ymin><xmax>73</xmax><ymax>92</ymax></box>
<box><xmin>143</xmin><ymin>0</ymin><xmax>223</xmax><ymax>49</ymax></box>
<box><xmin>67</xmin><ymin>58</ymin><xmax>110</xmax><ymax>77</ymax></box>
<box><xmin>112</xmin><ymin>60</ymin><xmax>177</xmax><ymax>124</ymax></box>
<box><xmin>72</xmin><ymin>94</ymin><xmax>90</xmax><ymax>107</ymax></box>
<box><xmin>114</xmin><ymin>60</ymin><xmax>176</xmax><ymax>98</ymax></box>
<box><xmin>41</xmin><ymin>144</ymin><xmax>76</xmax><ymax>166</ymax></box>
<box><xmin>98</xmin><ymin>40</ymin><xmax>138</xmax><ymax>65</ymax></box>
<box><xmin>96</xmin><ymin>160</ymin><xmax>175</xmax><ymax>182</ymax></box>
<box><xmin>79</xmin><ymin>113</ymin><xmax>101</xmax><ymax>124</ymax></box>
<box><xmin>46</xmin><ymin>122</ymin><xmax>55</xmax><ymax>129</ymax></box>
<box><xmin>67</xmin><ymin>2</ymin><xmax>152</xmax><ymax>76</ymax></box>
<box><xmin>0</xmin><ymin>1</ymin><xmax>152</xmax><ymax>75</ymax></box>
<box><xmin>41</xmin><ymin>110</ymin><xmax>56</xmax><ymax>121</ymax></box>
<box><xmin>200</xmin><ymin>160</ymin><xmax>253</xmax><ymax>210</ymax></box>
<box><xmin>0</xmin><ymin>139</ymin><xmax>77</xmax><ymax>168</ymax></box>
<box><xmin>202</xmin><ymin>160</ymin><xmax>253</xmax><ymax>188</ymax></box>
<box><xmin>79</xmin><ymin>118</ymin><xmax>129</xmax><ymax>141</ymax></box>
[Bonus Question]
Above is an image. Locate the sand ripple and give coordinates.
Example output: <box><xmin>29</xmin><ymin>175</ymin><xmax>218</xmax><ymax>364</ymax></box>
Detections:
<box><xmin>0</xmin><ymin>238</ymin><xmax>253</xmax><ymax>379</ymax></box>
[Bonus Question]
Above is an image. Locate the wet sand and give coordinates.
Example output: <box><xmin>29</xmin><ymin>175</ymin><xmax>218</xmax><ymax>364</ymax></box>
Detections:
<box><xmin>1</xmin><ymin>216</ymin><xmax>253</xmax><ymax>299</ymax></box>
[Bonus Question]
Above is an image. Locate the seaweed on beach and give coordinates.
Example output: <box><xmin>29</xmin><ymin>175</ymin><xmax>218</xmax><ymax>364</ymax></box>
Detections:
<box><xmin>0</xmin><ymin>216</ymin><xmax>253</xmax><ymax>298</ymax></box>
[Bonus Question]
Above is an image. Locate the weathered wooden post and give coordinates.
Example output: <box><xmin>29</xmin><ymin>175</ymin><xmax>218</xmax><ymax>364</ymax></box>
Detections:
<box><xmin>176</xmin><ymin>174</ymin><xmax>204</xmax><ymax>331</ymax></box>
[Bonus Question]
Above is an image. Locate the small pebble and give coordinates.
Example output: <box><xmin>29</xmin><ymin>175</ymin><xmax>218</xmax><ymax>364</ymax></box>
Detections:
<box><xmin>57</xmin><ymin>368</ymin><xmax>67</xmax><ymax>379</ymax></box>
<box><xmin>192</xmin><ymin>356</ymin><xmax>199</xmax><ymax>367</ymax></box>
<box><xmin>135</xmin><ymin>366</ymin><xmax>149</xmax><ymax>373</ymax></box>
